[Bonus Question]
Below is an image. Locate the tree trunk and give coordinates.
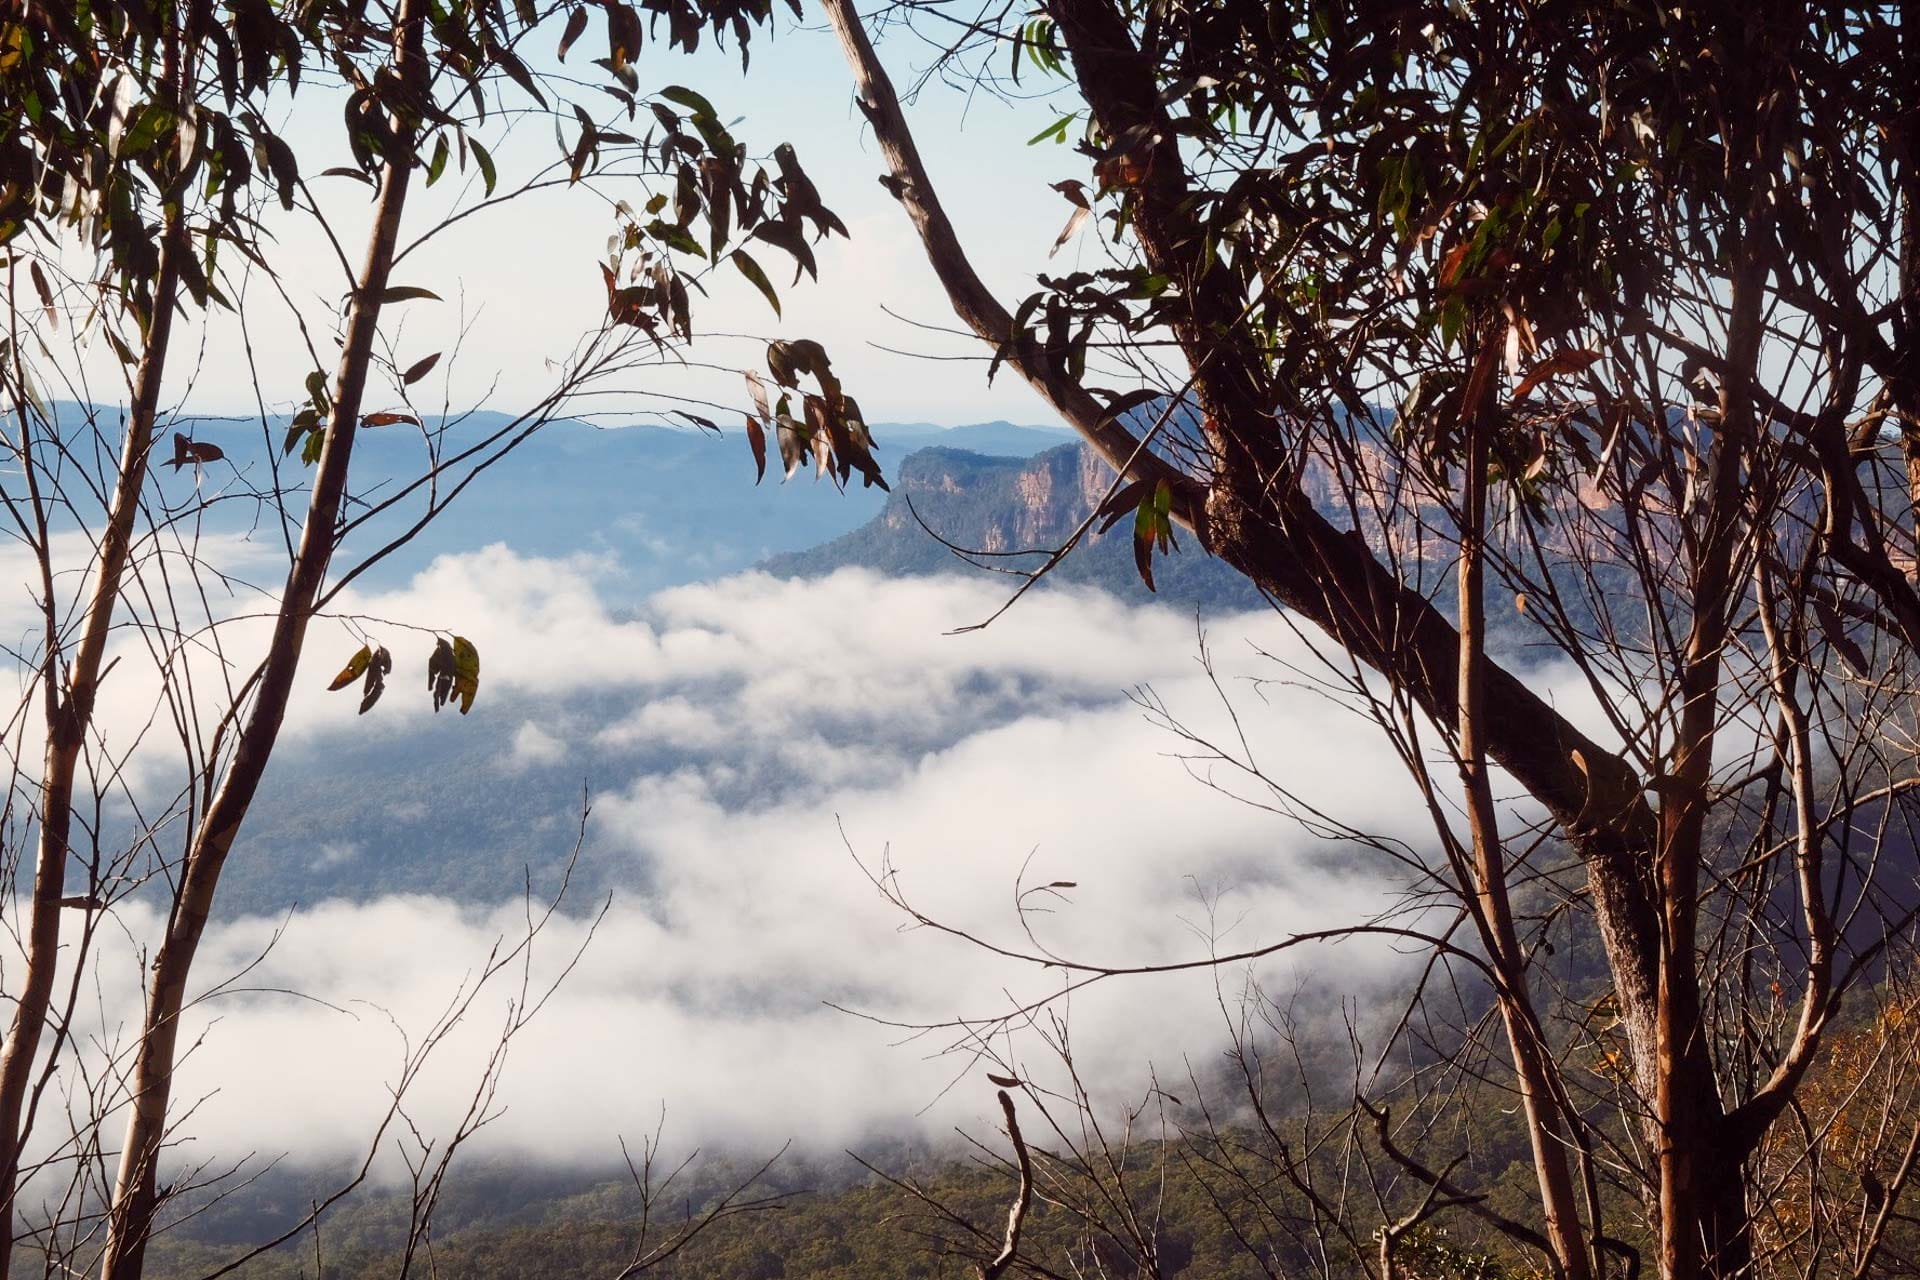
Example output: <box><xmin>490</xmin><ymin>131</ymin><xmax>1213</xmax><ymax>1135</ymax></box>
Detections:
<box><xmin>0</xmin><ymin>50</ymin><xmax>188</xmax><ymax>1279</ymax></box>
<box><xmin>1458</xmin><ymin>375</ymin><xmax>1594</xmax><ymax>1280</ymax></box>
<box><xmin>98</xmin><ymin>6</ymin><xmax>426</xmax><ymax>1275</ymax></box>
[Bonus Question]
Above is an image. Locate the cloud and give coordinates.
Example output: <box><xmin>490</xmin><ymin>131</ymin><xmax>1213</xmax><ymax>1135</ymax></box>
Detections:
<box><xmin>12</xmin><ymin>549</ymin><xmax>1582</xmax><ymax>1186</ymax></box>
<box><xmin>310</xmin><ymin>840</ymin><xmax>362</xmax><ymax>871</ymax></box>
<box><xmin>507</xmin><ymin>720</ymin><xmax>568</xmax><ymax>770</ymax></box>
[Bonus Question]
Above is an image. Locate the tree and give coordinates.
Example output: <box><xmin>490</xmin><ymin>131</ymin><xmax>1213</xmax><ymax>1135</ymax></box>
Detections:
<box><xmin>820</xmin><ymin>3</ymin><xmax>1920</xmax><ymax>1278</ymax></box>
<box><xmin>1</xmin><ymin>1</ymin><xmax>857</xmax><ymax>1274</ymax></box>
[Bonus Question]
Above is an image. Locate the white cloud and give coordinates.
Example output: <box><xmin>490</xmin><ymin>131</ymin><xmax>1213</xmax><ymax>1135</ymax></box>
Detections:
<box><xmin>507</xmin><ymin>720</ymin><xmax>569</xmax><ymax>770</ymax></box>
<box><xmin>8</xmin><ymin>549</ymin><xmax>1601</xmax><ymax>1186</ymax></box>
<box><xmin>310</xmin><ymin>840</ymin><xmax>362</xmax><ymax>871</ymax></box>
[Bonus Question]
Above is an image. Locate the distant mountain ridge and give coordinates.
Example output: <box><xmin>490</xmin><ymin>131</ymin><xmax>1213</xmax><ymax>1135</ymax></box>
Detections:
<box><xmin>763</xmin><ymin>442</ymin><xmax>1264</xmax><ymax>612</ymax></box>
<box><xmin>42</xmin><ymin>401</ymin><xmax>1074</xmax><ymax>596</ymax></box>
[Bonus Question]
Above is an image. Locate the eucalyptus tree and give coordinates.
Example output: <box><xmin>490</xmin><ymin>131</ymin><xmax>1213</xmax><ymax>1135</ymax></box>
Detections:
<box><xmin>3</xmin><ymin>1</ymin><xmax>864</xmax><ymax>1274</ymax></box>
<box><xmin>821</xmin><ymin>3</ymin><xmax>1920</xmax><ymax>1278</ymax></box>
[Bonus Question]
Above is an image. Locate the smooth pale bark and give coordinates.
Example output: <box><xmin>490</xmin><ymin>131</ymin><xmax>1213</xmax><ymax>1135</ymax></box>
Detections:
<box><xmin>99</xmin><ymin>5</ymin><xmax>428</xmax><ymax>1275</ymax></box>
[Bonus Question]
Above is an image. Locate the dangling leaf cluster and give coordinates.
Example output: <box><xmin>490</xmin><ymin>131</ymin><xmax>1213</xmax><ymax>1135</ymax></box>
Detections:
<box><xmin>740</xmin><ymin>341</ymin><xmax>886</xmax><ymax>491</ymax></box>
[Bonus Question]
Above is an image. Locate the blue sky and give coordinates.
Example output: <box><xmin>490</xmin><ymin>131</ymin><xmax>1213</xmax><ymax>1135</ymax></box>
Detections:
<box><xmin>107</xmin><ymin>12</ymin><xmax>1099</xmax><ymax>429</ymax></box>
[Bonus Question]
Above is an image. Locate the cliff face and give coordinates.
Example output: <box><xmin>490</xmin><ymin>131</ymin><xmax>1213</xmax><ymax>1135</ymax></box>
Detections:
<box><xmin>764</xmin><ymin>443</ymin><xmax>1264</xmax><ymax>612</ymax></box>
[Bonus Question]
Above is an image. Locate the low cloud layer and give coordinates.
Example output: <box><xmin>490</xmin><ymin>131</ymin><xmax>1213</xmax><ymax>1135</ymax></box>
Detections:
<box><xmin>18</xmin><ymin>552</ymin><xmax>1531</xmax><ymax>1184</ymax></box>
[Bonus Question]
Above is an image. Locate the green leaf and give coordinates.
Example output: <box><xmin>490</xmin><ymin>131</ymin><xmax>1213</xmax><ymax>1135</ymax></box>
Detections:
<box><xmin>379</xmin><ymin>285</ymin><xmax>443</xmax><ymax>304</ymax></box>
<box><xmin>1132</xmin><ymin>497</ymin><xmax>1158</xmax><ymax>592</ymax></box>
<box><xmin>1027</xmin><ymin>113</ymin><xmax>1075</xmax><ymax>146</ymax></box>
<box><xmin>659</xmin><ymin>85</ymin><xmax>717</xmax><ymax>118</ymax></box>
<box><xmin>731</xmin><ymin>250</ymin><xmax>780</xmax><ymax>317</ymax></box>
<box><xmin>425</xmin><ymin>133</ymin><xmax>449</xmax><ymax>186</ymax></box>
<box><xmin>470</xmin><ymin>138</ymin><xmax>497</xmax><ymax>196</ymax></box>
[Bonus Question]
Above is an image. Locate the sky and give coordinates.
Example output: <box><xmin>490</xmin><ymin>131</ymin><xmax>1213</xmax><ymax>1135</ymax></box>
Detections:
<box><xmin>58</xmin><ymin>12</ymin><xmax>1095</xmax><ymax>430</ymax></box>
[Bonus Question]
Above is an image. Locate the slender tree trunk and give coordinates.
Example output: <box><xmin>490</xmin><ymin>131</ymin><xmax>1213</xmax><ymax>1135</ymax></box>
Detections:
<box><xmin>1900</xmin><ymin>0</ymin><xmax>1920</xmax><ymax>527</ymax></box>
<box><xmin>1457</xmin><ymin>373</ymin><xmax>1593</xmax><ymax>1280</ymax></box>
<box><xmin>98</xmin><ymin>7</ymin><xmax>427</xmax><ymax>1275</ymax></box>
<box><xmin>0</xmin><ymin>37</ymin><xmax>189</xmax><ymax>1275</ymax></box>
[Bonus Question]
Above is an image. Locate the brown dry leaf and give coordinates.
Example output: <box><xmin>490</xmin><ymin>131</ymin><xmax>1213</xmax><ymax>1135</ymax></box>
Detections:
<box><xmin>1513</xmin><ymin>349</ymin><xmax>1602</xmax><ymax>400</ymax></box>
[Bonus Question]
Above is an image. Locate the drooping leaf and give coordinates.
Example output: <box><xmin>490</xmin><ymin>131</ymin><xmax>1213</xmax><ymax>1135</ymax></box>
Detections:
<box><xmin>557</xmin><ymin>5</ymin><xmax>590</xmax><ymax>60</ymax></box>
<box><xmin>450</xmin><ymin>636</ymin><xmax>480</xmax><ymax>714</ymax></box>
<box><xmin>428</xmin><ymin>637</ymin><xmax>455</xmax><ymax>712</ymax></box>
<box><xmin>731</xmin><ymin>249</ymin><xmax>780</xmax><ymax>316</ymax></box>
<box><xmin>745</xmin><ymin>413</ymin><xmax>767</xmax><ymax>483</ymax></box>
<box><xmin>471</xmin><ymin>139</ymin><xmax>497</xmax><ymax>196</ymax></box>
<box><xmin>402</xmin><ymin>352</ymin><xmax>442</xmax><ymax>384</ymax></box>
<box><xmin>1133</xmin><ymin>495</ymin><xmax>1158</xmax><ymax>592</ymax></box>
<box><xmin>327</xmin><ymin>644</ymin><xmax>372</xmax><ymax>691</ymax></box>
<box><xmin>358</xmin><ymin>645</ymin><xmax>392</xmax><ymax>714</ymax></box>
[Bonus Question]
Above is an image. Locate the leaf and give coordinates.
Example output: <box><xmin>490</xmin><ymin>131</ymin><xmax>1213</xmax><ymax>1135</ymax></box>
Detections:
<box><xmin>328</xmin><ymin>644</ymin><xmax>372</xmax><ymax>691</ymax></box>
<box><xmin>1096</xmin><ymin>479</ymin><xmax>1149</xmax><ymax>534</ymax></box>
<box><xmin>320</xmin><ymin>165</ymin><xmax>376</xmax><ymax>187</ymax></box>
<box><xmin>1133</xmin><ymin>496</ymin><xmax>1158</xmax><ymax>592</ymax></box>
<box><xmin>659</xmin><ymin>85</ymin><xmax>717</xmax><ymax>118</ymax></box>
<box><xmin>380</xmin><ymin>285</ymin><xmax>443</xmax><ymax>304</ymax></box>
<box><xmin>557</xmin><ymin>5</ymin><xmax>589</xmax><ymax>60</ymax></box>
<box><xmin>1050</xmin><ymin>205</ymin><xmax>1090</xmax><ymax>258</ymax></box>
<box><xmin>986</xmin><ymin>1074</ymin><xmax>1022</xmax><ymax>1088</ymax></box>
<box><xmin>427</xmin><ymin>636</ymin><xmax>480</xmax><ymax>715</ymax></box>
<box><xmin>731</xmin><ymin>250</ymin><xmax>780</xmax><ymax>317</ymax></box>
<box><xmin>167</xmin><ymin>433</ymin><xmax>225</xmax><ymax>470</ymax></box>
<box><xmin>745</xmin><ymin>414</ymin><xmax>767</xmax><ymax>483</ymax></box>
<box><xmin>305</xmin><ymin>369</ymin><xmax>331</xmax><ymax>412</ymax></box>
<box><xmin>283</xmin><ymin>407</ymin><xmax>320</xmax><ymax>456</ymax></box>
<box><xmin>358</xmin><ymin>645</ymin><xmax>392</xmax><ymax>714</ymax></box>
<box><xmin>1512</xmin><ymin>348</ymin><xmax>1603</xmax><ymax>400</ymax></box>
<box><xmin>428</xmin><ymin>637</ymin><xmax>455</xmax><ymax>711</ymax></box>
<box><xmin>450</xmin><ymin>635</ymin><xmax>481</xmax><ymax>714</ymax></box>
<box><xmin>28</xmin><ymin>259</ymin><xmax>55</xmax><ymax>323</ymax></box>
<box><xmin>471</xmin><ymin>139</ymin><xmax>497</xmax><ymax>196</ymax></box>
<box><xmin>362</xmin><ymin>411</ymin><xmax>420</xmax><ymax>427</ymax></box>
<box><xmin>402</xmin><ymin>352</ymin><xmax>442</xmax><ymax>384</ymax></box>
<box><xmin>743</xmin><ymin>369</ymin><xmax>772</xmax><ymax>420</ymax></box>
<box><xmin>1028</xmin><ymin>113</ymin><xmax>1075</xmax><ymax>146</ymax></box>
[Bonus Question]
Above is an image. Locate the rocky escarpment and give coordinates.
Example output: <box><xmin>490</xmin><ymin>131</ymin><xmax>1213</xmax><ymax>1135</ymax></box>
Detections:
<box><xmin>762</xmin><ymin>443</ymin><xmax>1264</xmax><ymax>612</ymax></box>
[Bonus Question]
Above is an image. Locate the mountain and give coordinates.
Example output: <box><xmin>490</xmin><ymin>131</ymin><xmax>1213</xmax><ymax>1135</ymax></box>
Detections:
<box><xmin>53</xmin><ymin>402</ymin><xmax>1074</xmax><ymax>598</ymax></box>
<box><xmin>761</xmin><ymin>443</ymin><xmax>1264</xmax><ymax>612</ymax></box>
